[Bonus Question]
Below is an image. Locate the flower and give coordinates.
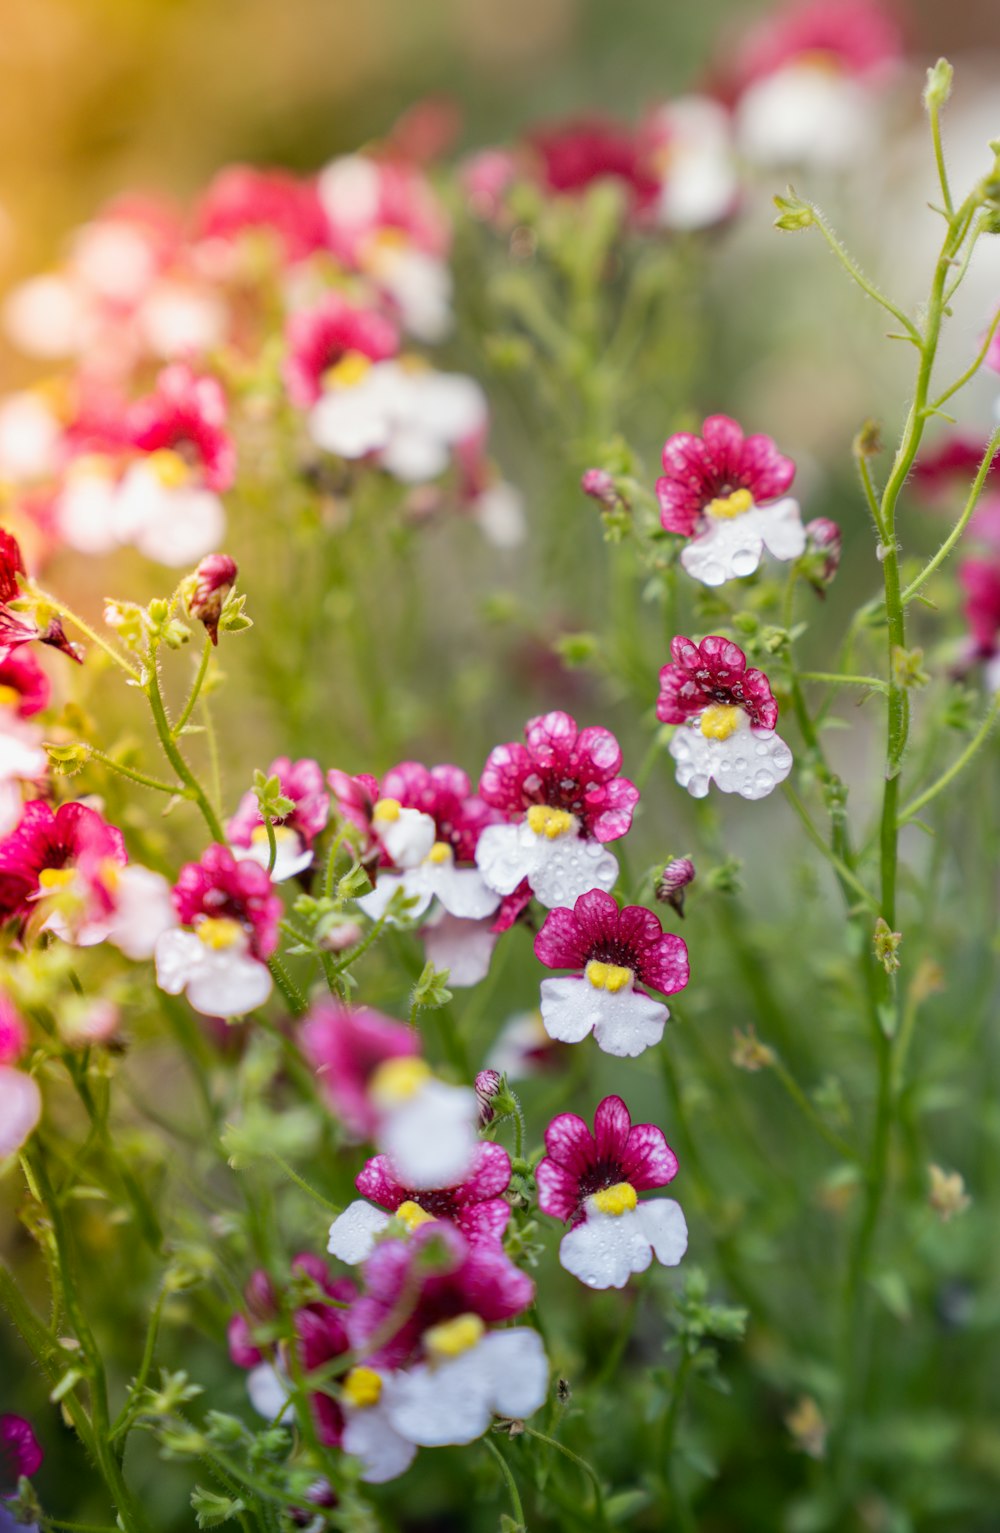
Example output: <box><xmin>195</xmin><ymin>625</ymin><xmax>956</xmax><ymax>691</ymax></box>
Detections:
<box><xmin>341</xmin><ymin>1224</ymin><xmax>546</xmax><ymax>1477</ymax></box>
<box><xmin>729</xmin><ymin>0</ymin><xmax>902</xmax><ymax>168</ymax></box>
<box><xmin>228</xmin><ymin>757</ymin><xmax>330</xmax><ymax>882</ymax></box>
<box><xmin>355</xmin><ymin>763</ymin><xmax>501</xmax><ymax>982</ymax></box>
<box><xmin>308</xmin><ymin>359</ymin><xmax>488</xmax><ymax>484</ymax></box>
<box><xmin>657</xmin><ymin>635</ymin><xmax>793</xmax><ymax>800</ymax></box>
<box><xmin>0</xmin><ymin>799</ymin><xmax>126</xmax><ymax>929</ymax></box>
<box><xmin>656</xmin><ymin>856</ymin><xmax>695</xmax><ymax>917</ymax></box>
<box><xmin>802</xmin><ymin>518</ymin><xmax>842</xmax><ymax>595</ymax></box>
<box><xmin>0</xmin><ymin>653</ymin><xmax>49</xmax><ymax>837</ymax></box>
<box><xmin>113</xmin><ymin>365</ymin><xmax>234</xmax><ymax>566</ymax></box>
<box><xmin>154</xmin><ymin>844</ymin><xmax>280</xmax><ymax>1016</ymax></box>
<box><xmin>300</xmin><ymin>1002</ymin><xmax>421</xmax><ymax>1139</ymax></box>
<box><xmin>533</xmin><ymin>889</ymin><xmax>689</xmax><ymax>1058</ymax></box>
<box><xmin>283</xmin><ymin>294</ymin><xmax>399</xmax><ymax>410</ymax></box>
<box><xmin>959</xmin><ymin>558</ymin><xmax>1000</xmax><ymax>688</ymax></box>
<box><xmin>536</xmin><ymin>1095</ymin><xmax>687</xmax><ymax>1289</ymax></box>
<box><xmin>0</xmin><ymin>528</ymin><xmax>80</xmax><ymax>662</ymax></box>
<box><xmin>640</xmin><ymin>96</ymin><xmax>741</xmax><ymax>232</ymax></box>
<box><xmin>194</xmin><ymin>165</ymin><xmax>330</xmax><ymax>269</ymax></box>
<box><xmin>0</xmin><ymin>1414</ymin><xmax>43</xmax><ymax>1493</ymax></box>
<box><xmin>0</xmin><ymin>1000</ymin><xmax>41</xmax><ymax>1160</ymax></box>
<box><xmin>327</xmin><ymin>1141</ymin><xmax>512</xmax><ymax>1264</ymax></box>
<box><xmin>230</xmin><ymin>1256</ymin><xmax>358</xmax><ymax>1450</ymax></box>
<box><xmin>185</xmin><ymin>552</ymin><xmax>237</xmax><ymax>645</ymax></box>
<box><xmin>475</xmin><ymin>712</ymin><xmax>638</xmax><ymax>909</ymax></box>
<box><xmin>369</xmin><ymin>1057</ymin><xmax>479</xmax><ymax>1190</ymax></box>
<box><xmin>656</xmin><ymin>415</ymin><xmax>803</xmax><ymax>586</ymax></box>
<box><xmin>530</xmin><ymin>117</ymin><xmax>657</xmax><ymax>211</ymax></box>
<box><xmin>0</xmin><ymin>650</ymin><xmax>49</xmax><ymax>719</ymax></box>
<box><xmin>0</xmin><ymin>390</ymin><xmax>61</xmax><ymax>484</ymax></box>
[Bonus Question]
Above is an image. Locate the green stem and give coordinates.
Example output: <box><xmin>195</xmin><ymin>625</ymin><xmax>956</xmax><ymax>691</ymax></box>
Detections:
<box><xmin>928</xmin><ymin>94</ymin><xmax>954</xmax><ymax>219</ymax></box>
<box><xmin>82</xmin><ymin>747</ymin><xmax>182</xmax><ymax>795</ymax></box>
<box><xmin>798</xmin><ymin>672</ymin><xmax>888</xmax><ymax>694</ymax></box>
<box><xmin>660</xmin><ymin>1349</ymin><xmax>697</xmax><ymax>1533</ymax></box>
<box><xmin>523</xmin><ymin>1426</ymin><xmax>608</xmax><ymax>1529</ymax></box>
<box><xmin>782</xmin><ymin>784</ymin><xmax>877</xmax><ymax>910</ymax></box>
<box><xmin>897</xmin><ymin>689</ymin><xmax>1000</xmax><ymax>824</ymax></box>
<box><xmin>484</xmin><ymin>1437</ymin><xmax>526</xmax><ymax>1529</ymax></box>
<box><xmin>265</xmin><ymin>952</ymin><xmax>307</xmax><ymax>1016</ymax></box>
<box><xmin>767</xmin><ymin>1053</ymin><xmax>862</xmax><ymax>1162</ymax></box>
<box><xmin>901</xmin><ymin>427</ymin><xmax>1000</xmax><ymax>603</ymax></box>
<box><xmin>29</xmin><ymin>586</ymin><xmax>143</xmax><ymax>681</ymax></box>
<box><xmin>146</xmin><ymin>647</ymin><xmax>226</xmax><ymax>842</ymax></box>
<box><xmin>809</xmin><ymin>207</ymin><xmax>923</xmax><ymax>346</ymax></box>
<box><xmin>172</xmin><ymin>634</ymin><xmax>212</xmax><ymax>737</ymax></box>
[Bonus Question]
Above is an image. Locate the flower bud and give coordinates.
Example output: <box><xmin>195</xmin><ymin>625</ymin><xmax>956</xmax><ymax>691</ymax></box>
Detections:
<box><xmin>802</xmin><ymin>518</ymin><xmax>842</xmax><ymax>597</ymax></box>
<box><xmin>580</xmin><ymin>468</ymin><xmax>618</xmax><ymax>509</ymax></box>
<box><xmin>928</xmin><ymin>1163</ymin><xmax>971</xmax><ymax>1222</ymax></box>
<box><xmin>186</xmin><ymin>553</ymin><xmax>237</xmax><ymax>645</ymax></box>
<box><xmin>475</xmin><ymin>1068</ymin><xmax>502</xmax><ymax>1125</ymax></box>
<box><xmin>655</xmin><ymin>857</ymin><xmax>695</xmax><ymax>917</ymax></box>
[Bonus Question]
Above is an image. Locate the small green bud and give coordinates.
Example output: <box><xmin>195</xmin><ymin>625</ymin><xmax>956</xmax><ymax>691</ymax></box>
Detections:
<box><xmin>923</xmin><ymin>58</ymin><xmax>954</xmax><ymax>112</ymax></box>
<box><xmin>411</xmin><ymin>961</ymin><xmax>453</xmax><ymax>1011</ymax></box>
<box><xmin>891</xmin><ymin>645</ymin><xmax>929</xmax><ymax>689</ymax></box>
<box><xmin>874</xmin><ymin>916</ymin><xmax>902</xmax><ymax>974</ymax></box>
<box><xmin>773</xmin><ymin>189</ymin><xmax>815</xmax><ymax>232</ymax></box>
<box><xmin>43</xmin><ymin>741</ymin><xmax>90</xmax><ymax>776</ymax></box>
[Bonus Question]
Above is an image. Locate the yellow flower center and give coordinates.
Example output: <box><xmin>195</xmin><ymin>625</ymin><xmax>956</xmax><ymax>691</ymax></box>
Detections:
<box><xmin>37</xmin><ymin>867</ymin><xmax>77</xmax><ymax>893</ymax></box>
<box><xmin>0</xmin><ymin>684</ymin><xmax>20</xmax><ymax>708</ymax></box>
<box><xmin>250</xmin><ymin>823</ymin><xmax>294</xmax><ymax>846</ymax></box>
<box><xmin>699</xmin><ymin>703</ymin><xmax>742</xmax><ymax>741</ymax></box>
<box><xmin>526</xmin><ymin>804</ymin><xmax>575</xmax><ymax>841</ymax></box>
<box><xmin>591</xmin><ymin>1182</ymin><xmax>638</xmax><ymax>1217</ymax></box>
<box><xmin>372</xmin><ymin>797</ymin><xmax>401</xmax><ymax>823</ymax></box>
<box><xmin>146</xmin><ymin>449</ymin><xmax>191</xmax><ymax>490</ymax></box>
<box><xmin>369</xmin><ymin>1056</ymin><xmax>432</xmax><ymax>1108</ymax></box>
<box><xmin>342</xmin><ymin>1366</ymin><xmax>382</xmax><ymax>1410</ymax></box>
<box><xmin>706</xmin><ymin>487</ymin><xmax>753</xmax><ymax>520</ymax></box>
<box><xmin>196</xmin><ymin>916</ymin><xmax>244</xmax><ymax>950</ymax></box>
<box><xmin>584</xmin><ymin>960</ymin><xmax>632</xmax><ymax>993</ymax></box>
<box><xmin>322</xmin><ymin>350</ymin><xmax>372</xmax><ymax>391</ymax></box>
<box><xmin>98</xmin><ymin>858</ymin><xmax>120</xmax><ymax>894</ymax></box>
<box><xmin>424</xmin><ymin>1312</ymin><xmax>485</xmax><ymax>1361</ymax></box>
<box><xmin>395</xmin><ymin>1199</ymin><xmax>436</xmax><ymax>1231</ymax></box>
<box><xmin>427</xmin><ymin>841</ymin><xmax>452</xmax><ymax>865</ymax></box>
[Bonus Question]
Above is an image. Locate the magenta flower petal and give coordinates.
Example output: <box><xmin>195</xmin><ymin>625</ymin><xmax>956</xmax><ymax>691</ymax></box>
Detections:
<box><xmin>0</xmin><ymin>1413</ymin><xmax>43</xmax><ymax>1487</ymax></box>
<box><xmin>593</xmin><ymin>1095</ymin><xmax>632</xmax><ymax>1161</ymax></box>
<box><xmin>543</xmin><ymin>1111</ymin><xmax>597</xmax><ymax>1174</ymax></box>
<box><xmin>620</xmin><ymin>1122</ymin><xmax>679</xmax><ymax>1190</ymax></box>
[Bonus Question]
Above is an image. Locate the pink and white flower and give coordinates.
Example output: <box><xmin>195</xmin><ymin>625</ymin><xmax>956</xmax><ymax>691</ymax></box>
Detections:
<box><xmin>0</xmin><ymin>998</ymin><xmax>41</xmax><ymax>1160</ymax></box>
<box><xmin>537</xmin><ymin>1095</ymin><xmax>687</xmax><ymax>1289</ymax></box>
<box><xmin>154</xmin><ymin>844</ymin><xmax>280</xmax><ymax>1016</ymax></box>
<box><xmin>341</xmin><ymin>1224</ymin><xmax>546</xmax><ymax>1479</ymax></box>
<box><xmin>657</xmin><ymin>634</ymin><xmax>793</xmax><ymax>800</ymax></box>
<box><xmin>283</xmin><ymin>294</ymin><xmax>399</xmax><ymax>411</ymax></box>
<box><xmin>112</xmin><ymin>365</ymin><xmax>234</xmax><ymax>566</ymax></box>
<box><xmin>728</xmin><ymin>0</ymin><xmax>902</xmax><ymax>168</ymax></box>
<box><xmin>300</xmin><ymin>1001</ymin><xmax>421</xmax><ymax>1140</ymax></box>
<box><xmin>228</xmin><ymin>756</ymin><xmax>329</xmax><ymax>882</ymax></box>
<box><xmin>0</xmin><ymin>391</ymin><xmax>62</xmax><ymax>484</ymax></box>
<box><xmin>367</xmin><ymin>1056</ymin><xmax>479</xmax><ymax>1190</ymax></box>
<box><xmin>475</xmin><ymin>712</ymin><xmax>637</xmax><ymax>908</ymax></box>
<box><xmin>657</xmin><ymin>414</ymin><xmax>804</xmax><ymax>586</ymax></box>
<box><xmin>327</xmin><ymin>1141</ymin><xmax>512</xmax><ymax>1264</ymax></box>
<box><xmin>640</xmin><ymin>97</ymin><xmax>741</xmax><ymax>232</ymax></box>
<box><xmin>533</xmin><ymin>889</ymin><xmax>689</xmax><ymax>1057</ymax></box>
<box><xmin>194</xmin><ymin>165</ymin><xmax>330</xmax><ymax>273</ymax></box>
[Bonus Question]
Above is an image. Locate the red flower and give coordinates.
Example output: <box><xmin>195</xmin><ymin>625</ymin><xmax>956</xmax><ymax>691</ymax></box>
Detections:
<box><xmin>380</xmin><ymin>760</ymin><xmax>502</xmax><ymax>864</ymax></box>
<box><xmin>0</xmin><ymin>649</ymin><xmax>50</xmax><ymax>717</ymax></box>
<box><xmin>127</xmin><ymin>364</ymin><xmax>235</xmax><ymax>493</ymax></box>
<box><xmin>299</xmin><ymin>1002</ymin><xmax>421</xmax><ymax>1139</ymax></box>
<box><xmin>283</xmin><ymin>295</ymin><xmax>399</xmax><ymax>409</ymax></box>
<box><xmin>530</xmin><ymin>117</ymin><xmax>658</xmax><ymax>209</ymax></box>
<box><xmin>960</xmin><ymin>558</ymin><xmax>1000</xmax><ymax>657</ymax></box>
<box><xmin>354</xmin><ymin>1142</ymin><xmax>513</xmax><ymax>1246</ymax></box>
<box><xmin>656</xmin><ymin>635</ymin><xmax>778</xmax><ymax>731</ymax></box>
<box><xmin>0</xmin><ymin>528</ymin><xmax>80</xmax><ymax>663</ymax></box>
<box><xmin>536</xmin><ymin>1094</ymin><xmax>678</xmax><ymax>1227</ymax></box>
<box><xmin>535</xmin><ymin>888</ymin><xmax>689</xmax><ymax>999</ymax></box>
<box><xmin>732</xmin><ymin>0</ymin><xmax>902</xmax><ymax>89</ymax></box>
<box><xmin>195</xmin><ymin>165</ymin><xmax>330</xmax><ymax>265</ymax></box>
<box><xmin>479</xmin><ymin>711</ymin><xmax>639</xmax><ymax>843</ymax></box>
<box><xmin>656</xmin><ymin>415</ymin><xmax>795</xmax><ymax>537</ymax></box>
<box><xmin>171</xmin><ymin>844</ymin><xmax>281</xmax><ymax>960</ymax></box>
<box><xmin>228</xmin><ymin>756</ymin><xmax>330</xmax><ymax>850</ymax></box>
<box><xmin>0</xmin><ymin>800</ymin><xmax>126</xmax><ymax>926</ymax></box>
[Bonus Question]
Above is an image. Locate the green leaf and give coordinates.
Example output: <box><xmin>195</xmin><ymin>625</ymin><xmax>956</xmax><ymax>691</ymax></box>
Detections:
<box><xmin>191</xmin><ymin>1485</ymin><xmax>247</xmax><ymax>1528</ymax></box>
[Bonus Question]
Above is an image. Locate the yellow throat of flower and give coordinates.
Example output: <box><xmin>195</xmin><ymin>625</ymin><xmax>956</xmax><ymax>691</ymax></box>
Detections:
<box><xmin>424</xmin><ymin>1312</ymin><xmax>485</xmax><ymax>1361</ymax></box>
<box><xmin>37</xmin><ymin>866</ymin><xmax>77</xmax><ymax>894</ymax></box>
<box><xmin>706</xmin><ymin>487</ymin><xmax>753</xmax><ymax>520</ymax></box>
<box><xmin>526</xmin><ymin>804</ymin><xmax>575</xmax><ymax>841</ymax></box>
<box><xmin>0</xmin><ymin>684</ymin><xmax>20</xmax><ymax>708</ymax></box>
<box><xmin>196</xmin><ymin>916</ymin><xmax>244</xmax><ymax>950</ymax></box>
<box><xmin>372</xmin><ymin>797</ymin><xmax>401</xmax><ymax>823</ymax></box>
<box><xmin>395</xmin><ymin>1200</ymin><xmax>436</xmax><ymax>1232</ymax></box>
<box><xmin>427</xmin><ymin>841</ymin><xmax>452</xmax><ymax>865</ymax></box>
<box><xmin>146</xmin><ymin>449</ymin><xmax>191</xmax><ymax>490</ymax></box>
<box><xmin>699</xmin><ymin>703</ymin><xmax>742</xmax><ymax>741</ymax></box>
<box><xmin>369</xmin><ymin>1056</ymin><xmax>433</xmax><ymax>1109</ymax></box>
<box><xmin>591</xmin><ymin>1182</ymin><xmax>638</xmax><ymax>1217</ymax></box>
<box><xmin>322</xmin><ymin>350</ymin><xmax>372</xmax><ymax>391</ymax></box>
<box><xmin>584</xmin><ymin>960</ymin><xmax>632</xmax><ymax>993</ymax></box>
<box><xmin>342</xmin><ymin>1366</ymin><xmax>382</xmax><ymax>1410</ymax></box>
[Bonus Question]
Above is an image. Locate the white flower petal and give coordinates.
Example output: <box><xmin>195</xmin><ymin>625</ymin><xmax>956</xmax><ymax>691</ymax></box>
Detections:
<box><xmin>591</xmin><ymin>988</ymin><xmax>668</xmax><ymax>1058</ymax></box>
<box><xmin>56</xmin><ymin>468</ymin><xmax>122</xmax><ymax>555</ymax></box>
<box><xmin>379</xmin><ymin>1080</ymin><xmax>478</xmax><ymax>1189</ymax></box>
<box><xmin>477</xmin><ymin>1329</ymin><xmax>549</xmax><ymax>1422</ymax></box>
<box><xmin>474</xmin><ymin>482</ymin><xmax>526</xmax><ymax>549</ymax></box>
<box><xmin>0</xmin><ymin>721</ymin><xmax>46</xmax><ymax>784</ymax></box>
<box><xmin>106</xmin><ymin>865</ymin><xmax>176</xmax><ymax>960</ymax></box>
<box><xmin>0</xmin><ymin>1066</ymin><xmax>42</xmax><ymax>1157</ymax></box>
<box><xmin>233</xmin><ymin>833</ymin><xmax>313</xmax><ymax>883</ymax></box>
<box><xmin>422</xmin><ymin>911</ymin><xmax>497</xmax><ymax>988</ymax></box>
<box><xmin>327</xmin><ymin>1200</ymin><xmax>392</xmax><ymax>1264</ymax></box>
<box><xmin>475</xmin><ymin>822</ymin><xmax>533</xmax><ymax>896</ymax></box>
<box><xmin>680</xmin><ymin>512</ymin><xmax>766</xmax><ymax>587</ymax></box>
<box><xmin>343</xmin><ymin>1400</ymin><xmax>417</xmax><ymax>1483</ymax></box>
<box><xmin>154</xmin><ymin>929</ymin><xmax>206</xmax><ymax>995</ymax></box>
<box><xmin>736</xmin><ymin>65</ymin><xmax>872</xmax><ymax>168</ymax></box>
<box><xmin>634</xmin><ymin>1198</ymin><xmax>688</xmax><ymax>1267</ymax></box>
<box><xmin>246</xmin><ymin>1363</ymin><xmax>292</xmax><ymax>1423</ymax></box>
<box><xmin>559</xmin><ymin>1208</ymin><xmax>653</xmax><ymax>1290</ymax></box>
<box><xmin>3</xmin><ymin>273</ymin><xmax>89</xmax><ymax>358</ymax></box>
<box><xmin>383</xmin><ymin>1351</ymin><xmax>492</xmax><ymax>1446</ymax></box>
<box><xmin>309</xmin><ymin>384</ymin><xmax>391</xmax><ymax>459</ymax></box>
<box><xmin>527</xmin><ymin>834</ymin><xmax>618</xmax><ymax>909</ymax></box>
<box><xmin>538</xmin><ymin>976</ymin><xmax>599</xmax><ymax>1045</ymax></box>
<box><xmin>757</xmin><ymin>497</ymin><xmax>806</xmax><ymax>563</ymax></box>
<box><xmin>380</xmin><ymin>425</ymin><xmax>451</xmax><ymax>484</ymax></box>
<box><xmin>356</xmin><ymin>869</ymin><xmax>433</xmax><ymax>923</ymax></box>
<box><xmin>377</xmin><ymin>807</ymin><xmax>437</xmax><ymax>870</ymax></box>
<box><xmin>184</xmin><ymin>949</ymin><xmax>272</xmax><ymax>1017</ymax></box>
<box><xmin>669</xmin><ymin>716</ymin><xmax>792</xmax><ymax>801</ymax></box>
<box><xmin>424</xmin><ymin>863</ymin><xmax>500</xmax><ymax>921</ymax></box>
<box><xmin>0</xmin><ymin>392</ymin><xmax>61</xmax><ymax>481</ymax></box>
<box><xmin>139</xmin><ymin>281</ymin><xmax>226</xmax><ymax>360</ymax></box>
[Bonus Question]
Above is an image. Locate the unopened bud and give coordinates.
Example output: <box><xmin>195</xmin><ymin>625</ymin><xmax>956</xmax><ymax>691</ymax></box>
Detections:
<box><xmin>656</xmin><ymin>857</ymin><xmax>695</xmax><ymax>917</ymax></box>
<box><xmin>873</xmin><ymin>917</ymin><xmax>902</xmax><ymax>974</ymax></box>
<box><xmin>186</xmin><ymin>554</ymin><xmax>237</xmax><ymax>645</ymax></box>
<box><xmin>802</xmin><ymin>518</ymin><xmax>842</xmax><ymax>597</ymax></box>
<box><xmin>923</xmin><ymin>58</ymin><xmax>954</xmax><ymax>113</ymax></box>
<box><xmin>580</xmin><ymin>468</ymin><xmax>618</xmax><ymax>509</ymax></box>
<box><xmin>475</xmin><ymin>1069</ymin><xmax>503</xmax><ymax>1125</ymax></box>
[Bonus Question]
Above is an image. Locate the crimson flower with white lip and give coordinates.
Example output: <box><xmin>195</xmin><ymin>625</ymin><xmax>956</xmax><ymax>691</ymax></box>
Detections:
<box><xmin>327</xmin><ymin>1141</ymin><xmax>512</xmax><ymax>1264</ymax></box>
<box><xmin>657</xmin><ymin>415</ymin><xmax>803</xmax><ymax>586</ymax></box>
<box><xmin>154</xmin><ymin>844</ymin><xmax>281</xmax><ymax>1016</ymax></box>
<box><xmin>537</xmin><ymin>1094</ymin><xmax>687</xmax><ymax>1289</ymax></box>
<box><xmin>657</xmin><ymin>635</ymin><xmax>792</xmax><ymax>800</ymax></box>
<box><xmin>475</xmin><ymin>711</ymin><xmax>638</xmax><ymax>910</ymax></box>
<box><xmin>300</xmin><ymin>1001</ymin><xmax>421</xmax><ymax>1140</ymax></box>
<box><xmin>284</xmin><ymin>293</ymin><xmax>399</xmax><ymax>410</ymax></box>
<box><xmin>194</xmin><ymin>165</ymin><xmax>330</xmax><ymax>270</ymax></box>
<box><xmin>228</xmin><ymin>756</ymin><xmax>330</xmax><ymax>882</ymax></box>
<box><xmin>534</xmin><ymin>889</ymin><xmax>689</xmax><ymax>1057</ymax></box>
